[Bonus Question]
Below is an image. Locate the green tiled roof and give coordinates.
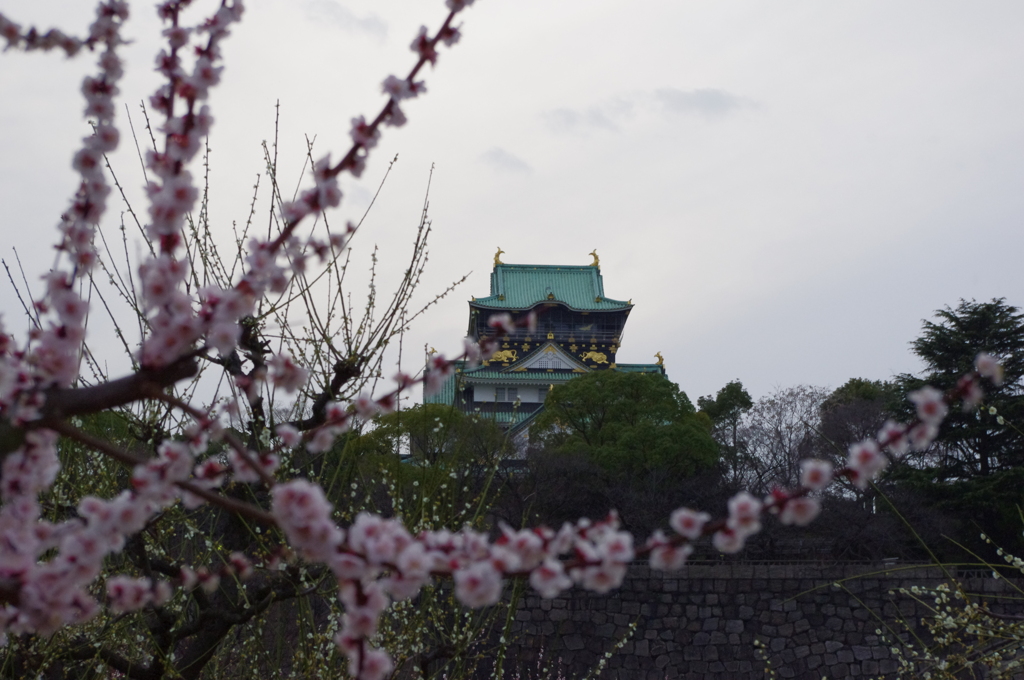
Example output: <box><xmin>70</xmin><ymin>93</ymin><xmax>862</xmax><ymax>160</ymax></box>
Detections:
<box><xmin>423</xmin><ymin>360</ymin><xmax>465</xmax><ymax>405</ymax></box>
<box><xmin>460</xmin><ymin>369</ymin><xmax>580</xmax><ymax>383</ymax></box>
<box><xmin>472</xmin><ymin>264</ymin><xmax>631</xmax><ymax>311</ymax></box>
<box><xmin>614</xmin><ymin>363</ymin><xmax>665</xmax><ymax>374</ymax></box>
<box><xmin>467</xmin><ymin>409</ymin><xmax>537</xmax><ymax>429</ymax></box>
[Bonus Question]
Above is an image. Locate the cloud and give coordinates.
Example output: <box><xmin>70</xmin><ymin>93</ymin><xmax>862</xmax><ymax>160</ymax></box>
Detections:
<box><xmin>302</xmin><ymin>1</ymin><xmax>387</xmax><ymax>39</ymax></box>
<box><xmin>654</xmin><ymin>88</ymin><xmax>754</xmax><ymax>118</ymax></box>
<box><xmin>542</xmin><ymin>98</ymin><xmax>633</xmax><ymax>135</ymax></box>
<box><xmin>543</xmin><ymin>88</ymin><xmax>753</xmax><ymax>135</ymax></box>
<box><xmin>479</xmin><ymin>147</ymin><xmax>533</xmax><ymax>174</ymax></box>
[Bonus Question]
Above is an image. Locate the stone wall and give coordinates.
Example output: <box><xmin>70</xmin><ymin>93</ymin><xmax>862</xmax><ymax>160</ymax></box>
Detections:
<box><xmin>496</xmin><ymin>562</ymin><xmax>1022</xmax><ymax>680</ymax></box>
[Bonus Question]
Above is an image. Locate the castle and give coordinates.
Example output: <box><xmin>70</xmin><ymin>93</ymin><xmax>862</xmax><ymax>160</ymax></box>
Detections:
<box><xmin>425</xmin><ymin>250</ymin><xmax>664</xmax><ymax>452</ymax></box>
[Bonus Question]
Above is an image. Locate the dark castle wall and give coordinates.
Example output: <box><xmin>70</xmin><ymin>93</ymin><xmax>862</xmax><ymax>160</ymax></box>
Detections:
<box><xmin>495</xmin><ymin>562</ymin><xmax>1022</xmax><ymax>680</ymax></box>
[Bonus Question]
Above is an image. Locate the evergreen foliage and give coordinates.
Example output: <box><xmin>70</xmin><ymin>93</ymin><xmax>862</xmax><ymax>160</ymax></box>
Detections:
<box><xmin>529</xmin><ymin>371</ymin><xmax>719</xmax><ymax>478</ymax></box>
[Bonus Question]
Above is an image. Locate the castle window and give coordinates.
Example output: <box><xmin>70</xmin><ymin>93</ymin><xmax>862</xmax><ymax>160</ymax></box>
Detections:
<box><xmin>495</xmin><ymin>387</ymin><xmax>518</xmax><ymax>402</ymax></box>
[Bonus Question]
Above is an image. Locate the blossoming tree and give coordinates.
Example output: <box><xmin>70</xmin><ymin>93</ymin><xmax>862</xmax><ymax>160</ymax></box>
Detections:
<box><xmin>0</xmin><ymin>1</ymin><xmax>1006</xmax><ymax>678</ymax></box>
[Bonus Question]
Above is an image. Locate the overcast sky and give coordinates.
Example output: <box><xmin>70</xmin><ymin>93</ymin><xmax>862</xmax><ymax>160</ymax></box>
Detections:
<box><xmin>2</xmin><ymin>0</ymin><xmax>1023</xmax><ymax>403</ymax></box>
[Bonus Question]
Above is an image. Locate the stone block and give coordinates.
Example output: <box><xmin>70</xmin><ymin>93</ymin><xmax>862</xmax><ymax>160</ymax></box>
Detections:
<box><xmin>725</xmin><ymin>619</ymin><xmax>744</xmax><ymax>633</ymax></box>
<box><xmin>564</xmin><ymin>634</ymin><xmax>585</xmax><ymax>651</ymax></box>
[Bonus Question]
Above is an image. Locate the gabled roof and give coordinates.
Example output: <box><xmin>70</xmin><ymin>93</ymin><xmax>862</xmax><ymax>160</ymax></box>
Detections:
<box><xmin>471</xmin><ymin>264</ymin><xmax>631</xmax><ymax>311</ymax></box>
<box><xmin>502</xmin><ymin>341</ymin><xmax>589</xmax><ymax>373</ymax></box>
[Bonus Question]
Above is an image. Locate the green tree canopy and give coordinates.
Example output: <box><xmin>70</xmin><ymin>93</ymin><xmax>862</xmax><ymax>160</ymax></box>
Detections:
<box><xmin>818</xmin><ymin>378</ymin><xmax>901</xmax><ymax>454</ymax></box>
<box><xmin>351</xmin><ymin>403</ymin><xmax>510</xmax><ymax>466</ymax></box>
<box><xmin>890</xmin><ymin>298</ymin><xmax>1024</xmax><ymax>552</ymax></box>
<box><xmin>698</xmin><ymin>380</ymin><xmax>753</xmax><ymax>475</ymax></box>
<box><xmin>529</xmin><ymin>371</ymin><xmax>718</xmax><ymax>478</ymax></box>
<box><xmin>896</xmin><ymin>298</ymin><xmax>1024</xmax><ymax>478</ymax></box>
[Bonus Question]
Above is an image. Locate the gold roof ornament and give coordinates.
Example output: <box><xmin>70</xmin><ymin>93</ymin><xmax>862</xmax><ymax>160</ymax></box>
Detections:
<box><xmin>429</xmin><ymin>347</ymin><xmax>438</xmax><ymax>355</ymax></box>
<box><xmin>655</xmin><ymin>351</ymin><xmax>664</xmax><ymax>366</ymax></box>
<box><xmin>494</xmin><ymin>247</ymin><xmax>505</xmax><ymax>266</ymax></box>
<box><xmin>588</xmin><ymin>249</ymin><xmax>599</xmax><ymax>268</ymax></box>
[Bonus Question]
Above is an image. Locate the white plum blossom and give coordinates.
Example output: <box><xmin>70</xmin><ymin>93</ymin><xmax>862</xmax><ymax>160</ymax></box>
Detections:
<box><xmin>529</xmin><ymin>558</ymin><xmax>573</xmax><ymax>598</ymax></box>
<box><xmin>909</xmin><ymin>386</ymin><xmax>948</xmax><ymax>425</ymax></box>
<box><xmin>424</xmin><ymin>355</ymin><xmax>455</xmax><ymax>396</ymax></box>
<box><xmin>908</xmin><ymin>421</ymin><xmax>939</xmax><ymax>452</ymax></box>
<box><xmin>453</xmin><ymin>560</ymin><xmax>503</xmax><ymax>607</ymax></box>
<box><xmin>847</xmin><ymin>439</ymin><xmax>889</xmax><ymax>489</ymax></box>
<box><xmin>275</xmin><ymin>423</ymin><xmax>301</xmax><ymax>447</ymax></box>
<box><xmin>669</xmin><ymin>507</ymin><xmax>710</xmax><ymax>540</ymax></box>
<box><xmin>350</xmin><ymin>115</ymin><xmax>380</xmax><ymax>149</ymax></box>
<box><xmin>877</xmin><ymin>420</ymin><xmax>909</xmax><ymax>456</ymax></box>
<box><xmin>975</xmin><ymin>352</ymin><xmax>1004</xmax><ymax>385</ymax></box>
<box><xmin>487</xmin><ymin>312</ymin><xmax>515</xmax><ymax>335</ymax></box>
<box><xmin>778</xmin><ymin>497</ymin><xmax>821</xmax><ymax>526</ymax></box>
<box><xmin>712</xmin><ymin>528</ymin><xmax>746</xmax><ymax>554</ymax></box>
<box><xmin>726</xmin><ymin>491</ymin><xmax>762</xmax><ymax>535</ymax></box>
<box><xmin>409</xmin><ymin>25</ymin><xmax>438</xmax><ymax>65</ymax></box>
<box><xmin>647</xmin><ymin>530</ymin><xmax>693</xmax><ymax>571</ymax></box>
<box><xmin>799</xmin><ymin>459</ymin><xmax>832</xmax><ymax>490</ymax></box>
<box><xmin>268</xmin><ymin>353</ymin><xmax>309</xmax><ymax>393</ymax></box>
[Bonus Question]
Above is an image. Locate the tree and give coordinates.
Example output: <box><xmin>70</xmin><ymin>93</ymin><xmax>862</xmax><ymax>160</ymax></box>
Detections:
<box><xmin>733</xmin><ymin>385</ymin><xmax>828</xmax><ymax>494</ymax></box>
<box><xmin>816</xmin><ymin>378</ymin><xmax>903</xmax><ymax>471</ymax></box>
<box><xmin>529</xmin><ymin>371</ymin><xmax>719</xmax><ymax>479</ymax></box>
<box><xmin>889</xmin><ymin>299</ymin><xmax>1024</xmax><ymax>553</ymax></box>
<box><xmin>896</xmin><ymin>298</ymin><xmax>1024</xmax><ymax>478</ymax></box>
<box><xmin>350</xmin><ymin>403</ymin><xmax>510</xmax><ymax>466</ymax></box>
<box><xmin>0</xmin><ymin>2</ymin><xmax>1002</xmax><ymax>678</ymax></box>
<box><xmin>698</xmin><ymin>380</ymin><xmax>753</xmax><ymax>485</ymax></box>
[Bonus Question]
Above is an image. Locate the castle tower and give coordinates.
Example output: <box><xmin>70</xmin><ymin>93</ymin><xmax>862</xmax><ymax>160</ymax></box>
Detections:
<box><xmin>426</xmin><ymin>252</ymin><xmax>665</xmax><ymax>453</ymax></box>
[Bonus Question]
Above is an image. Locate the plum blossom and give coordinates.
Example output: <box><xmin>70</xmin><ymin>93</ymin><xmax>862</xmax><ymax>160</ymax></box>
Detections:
<box><xmin>350</xmin><ymin>115</ymin><xmax>380</xmax><ymax>149</ymax></box>
<box><xmin>454</xmin><ymin>560</ymin><xmax>503</xmax><ymax>607</ymax></box>
<box><xmin>409</xmin><ymin>25</ymin><xmax>438</xmax><ymax>65</ymax></box>
<box><xmin>275</xmin><ymin>424</ymin><xmax>301</xmax><ymax>448</ymax></box>
<box><xmin>877</xmin><ymin>420</ymin><xmax>909</xmax><ymax>456</ymax></box>
<box><xmin>424</xmin><ymin>354</ymin><xmax>455</xmax><ymax>396</ymax></box>
<box><xmin>647</xmin><ymin>530</ymin><xmax>693</xmax><ymax>571</ymax></box>
<box><xmin>799</xmin><ymin>459</ymin><xmax>832</xmax><ymax>490</ymax></box>
<box><xmin>975</xmin><ymin>352</ymin><xmax>1004</xmax><ymax>385</ymax></box>
<box><xmin>726</xmin><ymin>491</ymin><xmax>762</xmax><ymax>535</ymax></box>
<box><xmin>712</xmin><ymin>527</ymin><xmax>746</xmax><ymax>554</ymax></box>
<box><xmin>268</xmin><ymin>353</ymin><xmax>309</xmax><ymax>393</ymax></box>
<box><xmin>228</xmin><ymin>448</ymin><xmax>279</xmax><ymax>483</ymax></box>
<box><xmin>909</xmin><ymin>386</ymin><xmax>948</xmax><ymax>425</ymax></box>
<box><xmin>846</xmin><ymin>439</ymin><xmax>888</xmax><ymax>489</ymax></box>
<box><xmin>487</xmin><ymin>312</ymin><xmax>515</xmax><ymax>335</ymax></box>
<box><xmin>669</xmin><ymin>507</ymin><xmax>710</xmax><ymax>540</ymax></box>
<box><xmin>529</xmin><ymin>558</ymin><xmax>573</xmax><ymax>598</ymax></box>
<box><xmin>382</xmin><ymin>75</ymin><xmax>426</xmax><ymax>100</ymax></box>
<box><xmin>778</xmin><ymin>497</ymin><xmax>821</xmax><ymax>526</ymax></box>
<box><xmin>908</xmin><ymin>421</ymin><xmax>939</xmax><ymax>452</ymax></box>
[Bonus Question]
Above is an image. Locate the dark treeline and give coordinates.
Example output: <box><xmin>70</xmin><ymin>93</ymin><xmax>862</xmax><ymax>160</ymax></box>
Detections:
<box><xmin>480</xmin><ymin>297</ymin><xmax>1024</xmax><ymax>563</ymax></box>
